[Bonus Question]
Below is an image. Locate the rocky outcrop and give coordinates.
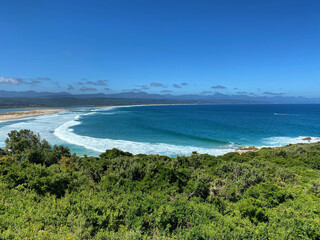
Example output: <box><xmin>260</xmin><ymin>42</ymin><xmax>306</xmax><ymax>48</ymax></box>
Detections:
<box><xmin>302</xmin><ymin>137</ymin><xmax>312</xmax><ymax>142</ymax></box>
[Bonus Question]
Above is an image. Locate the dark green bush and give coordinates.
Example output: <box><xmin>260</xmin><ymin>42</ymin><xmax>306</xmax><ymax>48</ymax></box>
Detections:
<box><xmin>1</xmin><ymin>129</ymin><xmax>320</xmax><ymax>239</ymax></box>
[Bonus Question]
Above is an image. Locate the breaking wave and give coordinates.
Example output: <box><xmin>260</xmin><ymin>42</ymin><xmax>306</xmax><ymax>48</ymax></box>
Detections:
<box><xmin>262</xmin><ymin>136</ymin><xmax>320</xmax><ymax>146</ymax></box>
<box><xmin>1</xmin><ymin>105</ymin><xmax>320</xmax><ymax>156</ymax></box>
<box><xmin>53</xmin><ymin>112</ymin><xmax>235</xmax><ymax>156</ymax></box>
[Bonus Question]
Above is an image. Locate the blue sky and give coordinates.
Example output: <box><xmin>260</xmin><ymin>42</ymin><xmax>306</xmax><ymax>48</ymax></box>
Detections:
<box><xmin>0</xmin><ymin>0</ymin><xmax>319</xmax><ymax>97</ymax></box>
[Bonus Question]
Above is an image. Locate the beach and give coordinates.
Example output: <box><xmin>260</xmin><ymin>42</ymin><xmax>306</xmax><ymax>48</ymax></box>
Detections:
<box><xmin>0</xmin><ymin>109</ymin><xmax>64</xmax><ymax>122</ymax></box>
<box><xmin>0</xmin><ymin>103</ymin><xmax>209</xmax><ymax>123</ymax></box>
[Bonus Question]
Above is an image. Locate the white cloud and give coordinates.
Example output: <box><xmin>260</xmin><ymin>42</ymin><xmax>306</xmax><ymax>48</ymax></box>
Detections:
<box><xmin>0</xmin><ymin>77</ymin><xmax>23</xmax><ymax>85</ymax></box>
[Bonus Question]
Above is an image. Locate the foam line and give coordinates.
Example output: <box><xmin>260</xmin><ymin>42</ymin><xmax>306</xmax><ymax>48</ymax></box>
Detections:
<box><xmin>1</xmin><ymin>106</ymin><xmax>319</xmax><ymax>156</ymax></box>
<box><xmin>53</xmin><ymin>114</ymin><xmax>234</xmax><ymax>156</ymax></box>
<box><xmin>262</xmin><ymin>136</ymin><xmax>320</xmax><ymax>146</ymax></box>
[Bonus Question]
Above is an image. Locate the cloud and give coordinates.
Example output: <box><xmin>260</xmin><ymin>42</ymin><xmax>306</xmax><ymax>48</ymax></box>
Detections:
<box><xmin>122</xmin><ymin>88</ymin><xmax>143</xmax><ymax>92</ymax></box>
<box><xmin>27</xmin><ymin>79</ymin><xmax>41</xmax><ymax>85</ymax></box>
<box><xmin>150</xmin><ymin>82</ymin><xmax>166</xmax><ymax>87</ymax></box>
<box><xmin>67</xmin><ymin>84</ymin><xmax>75</xmax><ymax>91</ymax></box>
<box><xmin>136</xmin><ymin>85</ymin><xmax>150</xmax><ymax>90</ymax></box>
<box><xmin>0</xmin><ymin>76</ymin><xmax>52</xmax><ymax>85</ymax></box>
<box><xmin>36</xmin><ymin>77</ymin><xmax>51</xmax><ymax>81</ymax></box>
<box><xmin>262</xmin><ymin>92</ymin><xmax>285</xmax><ymax>96</ymax></box>
<box><xmin>161</xmin><ymin>90</ymin><xmax>172</xmax><ymax>93</ymax></box>
<box><xmin>236</xmin><ymin>91</ymin><xmax>257</xmax><ymax>96</ymax></box>
<box><xmin>26</xmin><ymin>77</ymin><xmax>52</xmax><ymax>85</ymax></box>
<box><xmin>236</xmin><ymin>92</ymin><xmax>248</xmax><ymax>95</ymax></box>
<box><xmin>173</xmin><ymin>83</ymin><xmax>188</xmax><ymax>88</ymax></box>
<box><xmin>104</xmin><ymin>88</ymin><xmax>111</xmax><ymax>91</ymax></box>
<box><xmin>54</xmin><ymin>81</ymin><xmax>62</xmax><ymax>89</ymax></box>
<box><xmin>211</xmin><ymin>85</ymin><xmax>226</xmax><ymax>89</ymax></box>
<box><xmin>78</xmin><ymin>80</ymin><xmax>108</xmax><ymax>86</ymax></box>
<box><xmin>131</xmin><ymin>88</ymin><xmax>143</xmax><ymax>92</ymax></box>
<box><xmin>200</xmin><ymin>91</ymin><xmax>212</xmax><ymax>95</ymax></box>
<box><xmin>0</xmin><ymin>77</ymin><xmax>23</xmax><ymax>85</ymax></box>
<box><xmin>80</xmin><ymin>87</ymin><xmax>97</xmax><ymax>92</ymax></box>
<box><xmin>88</xmin><ymin>80</ymin><xmax>108</xmax><ymax>86</ymax></box>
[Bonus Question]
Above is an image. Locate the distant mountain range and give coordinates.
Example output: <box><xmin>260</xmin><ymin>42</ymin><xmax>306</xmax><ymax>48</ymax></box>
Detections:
<box><xmin>0</xmin><ymin>90</ymin><xmax>319</xmax><ymax>104</ymax></box>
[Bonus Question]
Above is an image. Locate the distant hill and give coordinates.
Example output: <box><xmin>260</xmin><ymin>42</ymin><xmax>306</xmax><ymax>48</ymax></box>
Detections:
<box><xmin>0</xmin><ymin>90</ymin><xmax>319</xmax><ymax>105</ymax></box>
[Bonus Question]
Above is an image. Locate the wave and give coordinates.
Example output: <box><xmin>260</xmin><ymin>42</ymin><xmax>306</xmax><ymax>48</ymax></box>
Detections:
<box><xmin>140</xmin><ymin>124</ymin><xmax>229</xmax><ymax>145</ymax></box>
<box><xmin>273</xmin><ymin>113</ymin><xmax>299</xmax><ymax>116</ymax></box>
<box><xmin>53</xmin><ymin>113</ymin><xmax>235</xmax><ymax>156</ymax></box>
<box><xmin>2</xmin><ymin>105</ymin><xmax>320</xmax><ymax>156</ymax></box>
<box><xmin>74</xmin><ymin>112</ymin><xmax>98</xmax><ymax>120</ymax></box>
<box><xmin>73</xmin><ymin>106</ymin><xmax>120</xmax><ymax>120</ymax></box>
<box><xmin>0</xmin><ymin>111</ymin><xmax>79</xmax><ymax>148</ymax></box>
<box><xmin>262</xmin><ymin>136</ymin><xmax>320</xmax><ymax>146</ymax></box>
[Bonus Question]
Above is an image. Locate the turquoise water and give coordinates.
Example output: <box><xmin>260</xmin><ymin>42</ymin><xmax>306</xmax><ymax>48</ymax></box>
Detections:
<box><xmin>1</xmin><ymin>104</ymin><xmax>320</xmax><ymax>156</ymax></box>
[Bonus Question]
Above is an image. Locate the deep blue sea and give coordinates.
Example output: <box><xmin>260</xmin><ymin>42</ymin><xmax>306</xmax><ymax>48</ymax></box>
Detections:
<box><xmin>1</xmin><ymin>104</ymin><xmax>320</xmax><ymax>156</ymax></box>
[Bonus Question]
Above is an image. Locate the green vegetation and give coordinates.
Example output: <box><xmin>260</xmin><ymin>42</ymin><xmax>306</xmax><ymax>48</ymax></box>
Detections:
<box><xmin>1</xmin><ymin>130</ymin><xmax>320</xmax><ymax>239</ymax></box>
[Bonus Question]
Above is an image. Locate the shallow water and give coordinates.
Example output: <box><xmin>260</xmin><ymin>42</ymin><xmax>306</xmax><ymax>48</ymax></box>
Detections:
<box><xmin>0</xmin><ymin>104</ymin><xmax>320</xmax><ymax>156</ymax></box>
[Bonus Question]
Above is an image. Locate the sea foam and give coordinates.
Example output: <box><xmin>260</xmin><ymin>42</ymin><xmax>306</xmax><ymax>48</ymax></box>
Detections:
<box><xmin>262</xmin><ymin>136</ymin><xmax>320</xmax><ymax>146</ymax></box>
<box><xmin>1</xmin><ymin>105</ymin><xmax>320</xmax><ymax>156</ymax></box>
<box><xmin>0</xmin><ymin>111</ymin><xmax>79</xmax><ymax>148</ymax></box>
<box><xmin>53</xmin><ymin>110</ymin><xmax>235</xmax><ymax>156</ymax></box>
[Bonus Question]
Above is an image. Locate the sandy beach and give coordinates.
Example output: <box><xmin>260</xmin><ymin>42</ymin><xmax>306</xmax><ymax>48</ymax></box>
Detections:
<box><xmin>0</xmin><ymin>109</ymin><xmax>64</xmax><ymax>122</ymax></box>
<box><xmin>0</xmin><ymin>104</ymin><xmax>180</xmax><ymax>123</ymax></box>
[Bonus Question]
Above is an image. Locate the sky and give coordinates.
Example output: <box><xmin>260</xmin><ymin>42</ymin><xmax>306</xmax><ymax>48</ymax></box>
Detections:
<box><xmin>0</xmin><ymin>0</ymin><xmax>319</xmax><ymax>97</ymax></box>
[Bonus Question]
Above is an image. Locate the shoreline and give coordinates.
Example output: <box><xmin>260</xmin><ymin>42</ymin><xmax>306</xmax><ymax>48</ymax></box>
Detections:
<box><xmin>0</xmin><ymin>103</ymin><xmax>190</xmax><ymax>123</ymax></box>
<box><xmin>1</xmin><ymin>105</ymin><xmax>319</xmax><ymax>156</ymax></box>
<box><xmin>2</xmin><ymin>101</ymin><xmax>320</xmax><ymax>122</ymax></box>
<box><xmin>234</xmin><ymin>137</ymin><xmax>320</xmax><ymax>154</ymax></box>
<box><xmin>0</xmin><ymin>103</ymin><xmax>198</xmax><ymax>123</ymax></box>
<box><xmin>0</xmin><ymin>109</ymin><xmax>66</xmax><ymax>123</ymax></box>
<box><xmin>74</xmin><ymin>102</ymin><xmax>206</xmax><ymax>110</ymax></box>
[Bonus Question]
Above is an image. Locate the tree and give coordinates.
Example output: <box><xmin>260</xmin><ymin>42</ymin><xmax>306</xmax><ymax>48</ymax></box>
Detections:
<box><xmin>5</xmin><ymin>129</ymin><xmax>50</xmax><ymax>155</ymax></box>
<box><xmin>100</xmin><ymin>148</ymin><xmax>133</xmax><ymax>159</ymax></box>
<box><xmin>4</xmin><ymin>130</ymin><xmax>70</xmax><ymax>166</ymax></box>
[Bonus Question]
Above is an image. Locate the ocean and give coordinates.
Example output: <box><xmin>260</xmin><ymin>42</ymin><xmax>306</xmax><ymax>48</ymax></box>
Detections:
<box><xmin>1</xmin><ymin>104</ymin><xmax>320</xmax><ymax>156</ymax></box>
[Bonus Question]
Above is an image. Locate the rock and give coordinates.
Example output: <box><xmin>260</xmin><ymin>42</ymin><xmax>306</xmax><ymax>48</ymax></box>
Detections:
<box><xmin>235</xmin><ymin>146</ymin><xmax>259</xmax><ymax>155</ymax></box>
<box><xmin>302</xmin><ymin>137</ymin><xmax>312</xmax><ymax>142</ymax></box>
<box><xmin>236</xmin><ymin>146</ymin><xmax>259</xmax><ymax>151</ymax></box>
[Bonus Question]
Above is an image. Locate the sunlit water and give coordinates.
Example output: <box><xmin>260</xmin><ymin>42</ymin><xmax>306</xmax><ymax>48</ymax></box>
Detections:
<box><xmin>1</xmin><ymin>104</ymin><xmax>320</xmax><ymax>156</ymax></box>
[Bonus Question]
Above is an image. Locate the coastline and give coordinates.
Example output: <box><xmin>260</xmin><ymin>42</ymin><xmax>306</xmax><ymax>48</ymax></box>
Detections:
<box><xmin>0</xmin><ymin>109</ymin><xmax>65</xmax><ymax>123</ymax></box>
<box><xmin>1</xmin><ymin>105</ymin><xmax>319</xmax><ymax>156</ymax></box>
<box><xmin>3</xmin><ymin>101</ymin><xmax>311</xmax><ymax>123</ymax></box>
<box><xmin>0</xmin><ymin>103</ymin><xmax>191</xmax><ymax>123</ymax></box>
<box><xmin>234</xmin><ymin>137</ymin><xmax>320</xmax><ymax>154</ymax></box>
<box><xmin>76</xmin><ymin>102</ymin><xmax>204</xmax><ymax>110</ymax></box>
<box><xmin>0</xmin><ymin>103</ymin><xmax>189</xmax><ymax>123</ymax></box>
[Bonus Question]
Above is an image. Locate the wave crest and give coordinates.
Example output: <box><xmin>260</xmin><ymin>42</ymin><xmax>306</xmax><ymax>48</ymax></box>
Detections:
<box><xmin>53</xmin><ymin>114</ymin><xmax>234</xmax><ymax>156</ymax></box>
<box><xmin>262</xmin><ymin>136</ymin><xmax>320</xmax><ymax>146</ymax></box>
